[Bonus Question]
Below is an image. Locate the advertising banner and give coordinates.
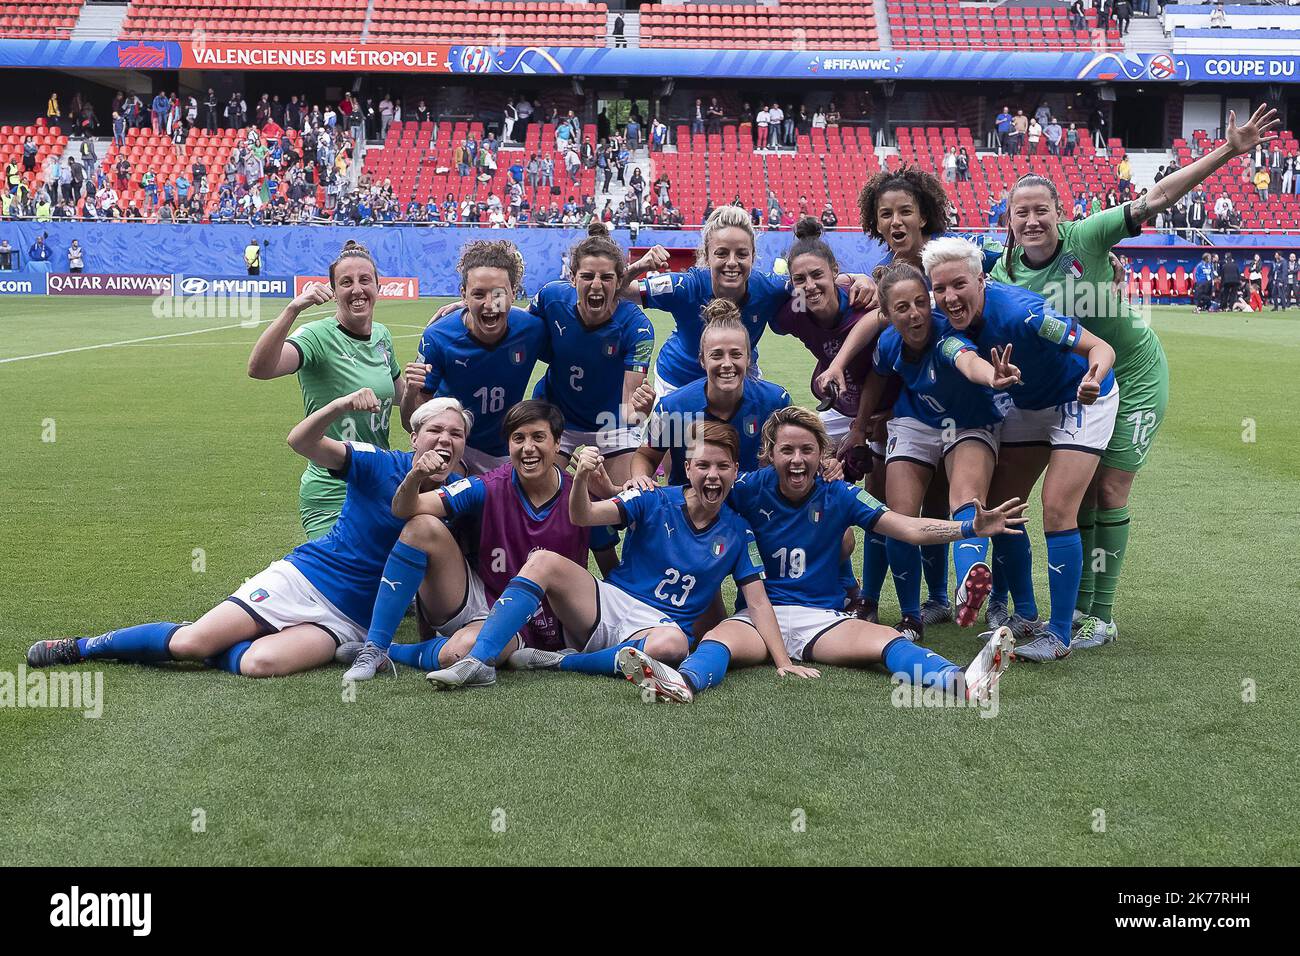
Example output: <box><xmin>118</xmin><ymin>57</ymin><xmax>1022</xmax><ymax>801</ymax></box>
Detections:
<box><xmin>0</xmin><ymin>274</ymin><xmax>46</xmax><ymax>295</ymax></box>
<box><xmin>294</xmin><ymin>275</ymin><xmax>420</xmax><ymax>299</ymax></box>
<box><xmin>46</xmin><ymin>273</ymin><xmax>173</xmax><ymax>296</ymax></box>
<box><xmin>175</xmin><ymin>275</ymin><xmax>293</xmax><ymax>296</ymax></box>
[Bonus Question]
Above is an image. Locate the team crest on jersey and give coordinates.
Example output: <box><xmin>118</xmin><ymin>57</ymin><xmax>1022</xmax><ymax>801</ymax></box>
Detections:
<box><xmin>374</xmin><ymin>340</ymin><xmax>392</xmax><ymax>366</ymax></box>
<box><xmin>1060</xmin><ymin>254</ymin><xmax>1085</xmax><ymax>280</ymax></box>
<box><xmin>711</xmin><ymin>540</ymin><xmax>726</xmax><ymax>557</ymax></box>
<box><xmin>511</xmin><ymin>348</ymin><xmax>526</xmax><ymax>364</ymax></box>
<box><xmin>743</xmin><ymin>417</ymin><xmax>759</xmax><ymax>436</ymax></box>
<box><xmin>887</xmin><ymin>436</ymin><xmax>897</xmax><ymax>455</ymax></box>
<box><xmin>603</xmin><ymin>340</ymin><xmax>618</xmax><ymax>358</ymax></box>
<box><xmin>808</xmin><ymin>507</ymin><xmax>822</xmax><ymax>524</ymax></box>
<box><xmin>250</xmin><ymin>588</ymin><xmax>270</xmax><ymax>603</ymax></box>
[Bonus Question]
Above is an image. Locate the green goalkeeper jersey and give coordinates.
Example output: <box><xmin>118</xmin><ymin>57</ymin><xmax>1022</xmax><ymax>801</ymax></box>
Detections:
<box><xmin>990</xmin><ymin>203</ymin><xmax>1165</xmax><ymax>379</ymax></box>
<box><xmin>287</xmin><ymin>318</ymin><xmax>400</xmax><ymax>522</ymax></box>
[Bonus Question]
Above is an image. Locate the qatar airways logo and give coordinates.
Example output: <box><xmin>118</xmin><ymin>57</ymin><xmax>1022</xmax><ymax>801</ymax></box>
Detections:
<box><xmin>47</xmin><ymin>273</ymin><xmax>173</xmax><ymax>296</ymax></box>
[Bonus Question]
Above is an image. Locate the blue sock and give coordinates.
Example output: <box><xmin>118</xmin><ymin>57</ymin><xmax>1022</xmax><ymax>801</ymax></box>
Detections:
<box><xmin>389</xmin><ymin>638</ymin><xmax>449</xmax><ymax>671</ymax></box>
<box><xmin>838</xmin><ymin>556</ymin><xmax>859</xmax><ymax>596</ymax></box>
<box><xmin>1045</xmin><ymin>528</ymin><xmax>1082</xmax><ymax>646</ymax></box>
<box><xmin>951</xmin><ymin>503</ymin><xmax>990</xmax><ymax>586</ymax></box>
<box><xmin>921</xmin><ymin>543</ymin><xmax>949</xmax><ymax>604</ymax></box>
<box><xmin>679</xmin><ymin>639</ymin><xmax>731</xmax><ymax>693</ymax></box>
<box><xmin>886</xmin><ymin>537</ymin><xmax>922</xmax><ymax>618</ymax></box>
<box><xmin>994</xmin><ymin>532</ymin><xmax>1038</xmax><ymax>619</ymax></box>
<box><xmin>77</xmin><ymin>622</ymin><xmax>179</xmax><ymax>662</ymax></box>
<box><xmin>991</xmin><ymin>539</ymin><xmax>1009</xmax><ymax>605</ymax></box>
<box><xmin>882</xmin><ymin>636</ymin><xmax>962</xmax><ymax>693</ymax></box>
<box><xmin>366</xmin><ymin>540</ymin><xmax>427</xmax><ymax>650</ymax></box>
<box><xmin>558</xmin><ymin>637</ymin><xmax>645</xmax><ymax>677</ymax></box>
<box><xmin>862</xmin><ymin>530</ymin><xmax>889</xmax><ymax>602</ymax></box>
<box><xmin>468</xmin><ymin>576</ymin><xmax>544</xmax><ymax>664</ymax></box>
<box><xmin>208</xmin><ymin>640</ymin><xmax>253</xmax><ymax>675</ymax></box>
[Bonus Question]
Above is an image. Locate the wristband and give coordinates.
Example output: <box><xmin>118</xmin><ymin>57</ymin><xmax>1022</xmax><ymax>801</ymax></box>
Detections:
<box><xmin>960</xmin><ymin>519</ymin><xmax>976</xmax><ymax>539</ymax></box>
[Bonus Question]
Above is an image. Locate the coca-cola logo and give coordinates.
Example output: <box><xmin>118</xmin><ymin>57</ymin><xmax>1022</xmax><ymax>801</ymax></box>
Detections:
<box><xmin>294</xmin><ymin>276</ymin><xmax>419</xmax><ymax>299</ymax></box>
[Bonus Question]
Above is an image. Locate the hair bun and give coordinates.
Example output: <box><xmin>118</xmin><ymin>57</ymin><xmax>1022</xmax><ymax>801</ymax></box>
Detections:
<box><xmin>794</xmin><ymin>216</ymin><xmax>823</xmax><ymax>240</ymax></box>
<box><xmin>587</xmin><ymin>220</ymin><xmax>609</xmax><ymax>238</ymax></box>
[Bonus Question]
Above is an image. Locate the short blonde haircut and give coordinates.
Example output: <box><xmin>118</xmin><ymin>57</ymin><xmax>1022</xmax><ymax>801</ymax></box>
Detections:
<box><xmin>759</xmin><ymin>406</ymin><xmax>830</xmax><ymax>463</ymax></box>
<box><xmin>410</xmin><ymin>396</ymin><xmax>473</xmax><ymax>436</ymax></box>
<box><xmin>920</xmin><ymin>235</ymin><xmax>983</xmax><ymax>279</ymax></box>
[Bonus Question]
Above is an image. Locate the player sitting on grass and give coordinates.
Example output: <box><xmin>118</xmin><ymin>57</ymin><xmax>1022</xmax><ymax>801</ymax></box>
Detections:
<box><xmin>424</xmin><ymin>421</ymin><xmax>794</xmax><ymax>690</ymax></box>
<box><xmin>341</xmin><ymin>400</ymin><xmax>618</xmax><ymax>683</ymax></box>
<box><xmin>613</xmin><ymin>406</ymin><xmax>1023</xmax><ymax>705</ymax></box>
<box><xmin>528</xmin><ymin>222</ymin><xmax>655</xmax><ymax>488</ymax></box>
<box><xmin>399</xmin><ymin>239</ymin><xmax>550</xmax><ymax>475</ymax></box>
<box><xmin>925</xmin><ymin>237</ymin><xmax>1117</xmax><ymax>662</ymax></box>
<box><xmin>27</xmin><ymin>390</ymin><xmax>467</xmax><ymax>678</ymax></box>
<box><xmin>845</xmin><ymin>262</ymin><xmax>1016</xmax><ymax>642</ymax></box>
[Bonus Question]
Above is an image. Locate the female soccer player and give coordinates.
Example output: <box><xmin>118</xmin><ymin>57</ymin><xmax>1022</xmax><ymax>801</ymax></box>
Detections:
<box><xmin>627</xmin><ymin>204</ymin><xmax>874</xmax><ymax>399</ymax></box>
<box><xmin>528</xmin><ymin>222</ymin><xmax>655</xmax><ymax>486</ymax></box>
<box><xmin>400</xmin><ymin>239</ymin><xmax>550</xmax><ymax>475</ymax></box>
<box><xmin>924</xmin><ymin>237</ymin><xmax>1117</xmax><ymax>662</ymax></box>
<box><xmin>423</xmin><ymin>421</ymin><xmax>794</xmax><ymax>691</ymax></box>
<box><xmin>630</xmin><ymin>300</ymin><xmax>790</xmax><ymax>485</ymax></box>
<box><xmin>992</xmin><ymin>104</ymin><xmax>1278</xmax><ymax>649</ymax></box>
<box><xmin>340</xmin><ymin>400</ymin><xmax>618</xmax><ymax>682</ymax></box>
<box><xmin>28</xmin><ymin>389</ymin><xmax>467</xmax><ymax>678</ymax></box>
<box><xmin>247</xmin><ymin>240</ymin><xmax>403</xmax><ymax>539</ymax></box>
<box><xmin>614</xmin><ymin>407</ymin><xmax>1024</xmax><ymax>705</ymax></box>
<box><xmin>847</xmin><ymin>262</ymin><xmax>1018</xmax><ymax>641</ymax></box>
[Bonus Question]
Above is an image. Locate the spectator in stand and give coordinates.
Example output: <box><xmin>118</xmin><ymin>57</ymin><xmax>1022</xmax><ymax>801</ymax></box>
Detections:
<box><xmin>565</xmin><ymin>147</ymin><xmax>581</xmax><ymax>185</ymax></box>
<box><xmin>812</xmin><ymin>106</ymin><xmax>827</xmax><ymax>130</ymax></box>
<box><xmin>203</xmin><ymin>89</ymin><xmax>218</xmax><ymax>132</ymax></box>
<box><xmin>379</xmin><ymin>94</ymin><xmax>394</xmax><ymax>140</ymax></box>
<box><xmin>151</xmin><ymin>90</ymin><xmax>168</xmax><ymax>135</ymax></box>
<box><xmin>613</xmin><ymin>13</ymin><xmax>626</xmax><ymax>47</ymax></box>
<box><xmin>692</xmin><ymin>98</ymin><xmax>705</xmax><ymax>135</ymax></box>
<box><xmin>769</xmin><ymin>103</ymin><xmax>785</xmax><ymax>148</ymax></box>
<box><xmin>28</xmin><ymin>233</ymin><xmax>52</xmax><ymax>266</ymax></box>
<box><xmin>707</xmin><ymin>97</ymin><xmax>724</xmax><ymax>134</ymax></box>
<box><xmin>820</xmin><ymin>203</ymin><xmax>837</xmax><ymax>228</ymax></box>
<box><xmin>58</xmin><ymin>160</ymin><xmax>74</xmax><ymax>203</ymax></box>
<box><xmin>0</xmin><ymin>239</ymin><xmax>12</xmax><ymax>269</ymax></box>
<box><xmin>541</xmin><ymin>154</ymin><xmax>554</xmax><ymax>189</ymax></box>
<box><xmin>1069</xmin><ymin>0</ymin><xmax>1086</xmax><ymax>30</ymax></box>
<box><xmin>942</xmin><ymin>146</ymin><xmax>957</xmax><ymax>183</ymax></box>
<box><xmin>111</xmin><ymin>110</ymin><xmax>126</xmax><ymax>148</ymax></box>
<box><xmin>172</xmin><ymin>120</ymin><xmax>187</xmax><ymax>159</ymax></box>
<box><xmin>47</xmin><ymin>92</ymin><xmax>60</xmax><ymax>124</ymax></box>
<box><xmin>1213</xmin><ymin>193</ymin><xmax>1233</xmax><ymax>230</ymax></box>
<box><xmin>1010</xmin><ymin>109</ymin><xmax>1028</xmax><ymax>156</ymax></box>
<box><xmin>1045</xmin><ymin>117</ymin><xmax>1063</xmax><ymax>155</ymax></box>
<box><xmin>756</xmin><ymin>104</ymin><xmax>770</xmax><ymax>150</ymax></box>
<box><xmin>455</xmin><ymin>141</ymin><xmax>470</xmax><ymax>178</ymax></box>
<box><xmin>1065</xmin><ymin>122</ymin><xmax>1079</xmax><ymax>156</ymax></box>
<box><xmin>782</xmin><ymin>103</ymin><xmax>796</xmax><ymax>146</ymax></box>
<box><xmin>527</xmin><ymin>152</ymin><xmax>540</xmax><ymax>190</ymax></box>
<box><xmin>516</xmin><ymin>97</ymin><xmax>534</xmax><ymax>139</ymax></box>
<box><xmin>1027</xmin><ymin>116</ymin><xmax>1042</xmax><ymax>154</ymax></box>
<box><xmin>988</xmin><ymin>190</ymin><xmax>1008</xmax><ymax>228</ymax></box>
<box><xmin>957</xmin><ymin>147</ymin><xmax>971</xmax><ymax>182</ymax></box>
<box><xmin>1284</xmin><ymin>155</ymin><xmax>1296</xmax><ymax>195</ymax></box>
<box><xmin>625</xmin><ymin>113</ymin><xmax>640</xmax><ymax>151</ymax></box>
<box><xmin>1253</xmin><ymin>166</ymin><xmax>1270</xmax><ymax>202</ymax></box>
<box><xmin>651</xmin><ymin>117</ymin><xmax>667</xmax><ymax>152</ymax></box>
<box><xmin>1117</xmin><ymin>155</ymin><xmax>1132</xmax><ymax>199</ymax></box>
<box><xmin>995</xmin><ymin>105</ymin><xmax>1012</xmax><ymax>154</ymax></box>
<box><xmin>1090</xmin><ymin>107</ymin><xmax>1108</xmax><ymax>149</ymax></box>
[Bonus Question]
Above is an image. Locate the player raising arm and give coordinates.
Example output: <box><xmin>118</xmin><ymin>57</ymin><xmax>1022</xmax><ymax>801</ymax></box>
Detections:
<box><xmin>617</xmin><ymin>407</ymin><xmax>1025</xmax><ymax>704</ymax></box>
<box><xmin>425</xmin><ymin>422</ymin><xmax>800</xmax><ymax>692</ymax></box>
<box><xmin>27</xmin><ymin>390</ymin><xmax>465</xmax><ymax>678</ymax></box>
<box><xmin>247</xmin><ymin>241</ymin><xmax>404</xmax><ymax>539</ymax></box>
<box><xmin>992</xmin><ymin>103</ymin><xmax>1278</xmax><ymax>649</ymax></box>
<box><xmin>925</xmin><ymin>237</ymin><xmax>1116</xmax><ymax>662</ymax></box>
<box><xmin>399</xmin><ymin>239</ymin><xmax>550</xmax><ymax>474</ymax></box>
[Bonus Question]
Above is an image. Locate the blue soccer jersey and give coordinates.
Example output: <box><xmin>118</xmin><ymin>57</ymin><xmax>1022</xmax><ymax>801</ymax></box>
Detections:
<box><xmin>639</xmin><ymin>266</ymin><xmax>790</xmax><ymax>387</ymax></box>
<box><xmin>950</xmin><ymin>281</ymin><xmax>1115</xmax><ymax>411</ymax></box>
<box><xmin>872</xmin><ymin>318</ymin><xmax>1005</xmax><ymax>429</ymax></box>
<box><xmin>529</xmin><ymin>281</ymin><xmax>655</xmax><ymax>431</ymax></box>
<box><xmin>645</xmin><ymin>376</ymin><xmax>791</xmax><ymax>485</ymax></box>
<box><xmin>284</xmin><ymin>443</ymin><xmax>463</xmax><ymax>629</ymax></box>
<box><xmin>416</xmin><ymin>307</ymin><xmax>550</xmax><ymax>456</ymax></box>
<box><xmin>728</xmin><ymin>468</ymin><xmax>888</xmax><ymax>610</ymax></box>
<box><xmin>609</xmin><ymin>484</ymin><xmax>765</xmax><ymax>634</ymax></box>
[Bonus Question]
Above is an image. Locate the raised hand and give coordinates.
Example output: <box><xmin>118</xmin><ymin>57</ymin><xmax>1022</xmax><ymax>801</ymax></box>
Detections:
<box><xmin>973</xmin><ymin>497</ymin><xmax>1029</xmax><ymax>537</ymax></box>
<box><xmin>1077</xmin><ymin>362</ymin><xmax>1102</xmax><ymax>405</ymax></box>
<box><xmin>840</xmin><ymin>273</ymin><xmax>878</xmax><ymax>310</ymax></box>
<box><xmin>572</xmin><ymin>444</ymin><xmax>604</xmax><ymax>479</ymax></box>
<box><xmin>342</xmin><ymin>387</ymin><xmax>381</xmax><ymax>413</ymax></box>
<box><xmin>819</xmin><ymin>457</ymin><xmax>844</xmax><ymax>483</ymax></box>
<box><xmin>629</xmin><ymin>380</ymin><xmax>656</xmax><ymax>418</ymax></box>
<box><xmin>630</xmin><ymin>244</ymin><xmax>671</xmax><ymax>275</ymax></box>
<box><xmin>813</xmin><ymin>368</ymin><xmax>845</xmax><ymax>407</ymax></box>
<box><xmin>622</xmin><ymin>475</ymin><xmax>658</xmax><ymax>493</ymax></box>
<box><xmin>403</xmin><ymin>361</ymin><xmax>431</xmax><ymax>393</ymax></box>
<box><xmin>412</xmin><ymin>448</ymin><xmax>450</xmax><ymax>479</ymax></box>
<box><xmin>989</xmin><ymin>344</ymin><xmax>1022</xmax><ymax>390</ymax></box>
<box><xmin>1225</xmin><ymin>103</ymin><xmax>1280</xmax><ymax>157</ymax></box>
<box><xmin>290</xmin><ymin>281</ymin><xmax>333</xmax><ymax>313</ymax></box>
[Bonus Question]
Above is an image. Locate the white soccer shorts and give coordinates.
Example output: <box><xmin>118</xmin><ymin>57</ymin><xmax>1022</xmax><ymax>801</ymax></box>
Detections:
<box><xmin>885</xmin><ymin>416</ymin><xmax>999</xmax><ymax>468</ymax></box>
<box><xmin>572</xmin><ymin>578</ymin><xmax>681</xmax><ymax>651</ymax></box>
<box><xmin>228</xmin><ymin>559</ymin><xmax>366</xmax><ymax>646</ymax></box>
<box><xmin>999</xmin><ymin>385</ymin><xmax>1119</xmax><ymax>454</ymax></box>
<box><xmin>727</xmin><ymin>604</ymin><xmax>856</xmax><ymax>662</ymax></box>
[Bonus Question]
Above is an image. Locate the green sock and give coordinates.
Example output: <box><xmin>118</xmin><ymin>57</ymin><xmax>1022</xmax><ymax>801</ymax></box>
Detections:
<box><xmin>1077</xmin><ymin>506</ymin><xmax>1096</xmax><ymax>614</ymax></box>
<box><xmin>1091</xmin><ymin>506</ymin><xmax>1131</xmax><ymax>623</ymax></box>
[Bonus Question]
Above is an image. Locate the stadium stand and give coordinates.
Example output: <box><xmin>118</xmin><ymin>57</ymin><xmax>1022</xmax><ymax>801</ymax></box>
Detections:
<box><xmin>889</xmin><ymin>1</ymin><xmax>1122</xmax><ymax>50</ymax></box>
<box><xmin>640</xmin><ymin>0</ymin><xmax>878</xmax><ymax>50</ymax></box>
<box><xmin>0</xmin><ymin>0</ymin><xmax>82</xmax><ymax>38</ymax></box>
<box><xmin>120</xmin><ymin>0</ymin><xmax>369</xmax><ymax>40</ymax></box>
<box><xmin>0</xmin><ymin>118</ymin><xmax>68</xmax><ymax>196</ymax></box>
<box><xmin>368</xmin><ymin>1</ymin><xmax>608</xmax><ymax>45</ymax></box>
<box><xmin>1175</xmin><ymin>128</ymin><xmax>1300</xmax><ymax>232</ymax></box>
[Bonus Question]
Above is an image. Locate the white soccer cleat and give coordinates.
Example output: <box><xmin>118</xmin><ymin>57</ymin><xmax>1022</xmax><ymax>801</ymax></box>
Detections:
<box><xmin>616</xmin><ymin>646</ymin><xmax>693</xmax><ymax>704</ymax></box>
<box><xmin>962</xmin><ymin>625</ymin><xmax>1014</xmax><ymax>702</ymax></box>
<box><xmin>1071</xmin><ymin>616</ymin><xmax>1119</xmax><ymax>650</ymax></box>
<box><xmin>504</xmin><ymin>646</ymin><xmax>574</xmax><ymax>670</ymax></box>
<box><xmin>425</xmin><ymin>655</ymin><xmax>497</xmax><ymax>690</ymax></box>
<box><xmin>954</xmin><ymin>561</ymin><xmax>992</xmax><ymax>628</ymax></box>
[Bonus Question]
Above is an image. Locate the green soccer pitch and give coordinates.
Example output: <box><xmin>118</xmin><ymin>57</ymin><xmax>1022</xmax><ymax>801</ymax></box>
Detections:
<box><xmin>1</xmin><ymin>297</ymin><xmax>1297</xmax><ymax>866</ymax></box>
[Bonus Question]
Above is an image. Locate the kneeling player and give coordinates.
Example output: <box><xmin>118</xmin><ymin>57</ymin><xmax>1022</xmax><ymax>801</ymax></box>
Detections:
<box><xmin>27</xmin><ymin>390</ymin><xmax>466</xmax><ymax>678</ymax></box>
<box><xmin>425</xmin><ymin>421</ymin><xmax>803</xmax><ymax>691</ymax></box>
<box><xmin>615</xmin><ymin>407</ymin><xmax>1024</xmax><ymax>704</ymax></box>
<box><xmin>342</xmin><ymin>400</ymin><xmax>618</xmax><ymax>682</ymax></box>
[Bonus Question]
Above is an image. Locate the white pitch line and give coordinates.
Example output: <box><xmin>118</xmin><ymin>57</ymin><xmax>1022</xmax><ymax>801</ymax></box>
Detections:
<box><xmin>0</xmin><ymin>322</ymin><xmax>257</xmax><ymax>364</ymax></box>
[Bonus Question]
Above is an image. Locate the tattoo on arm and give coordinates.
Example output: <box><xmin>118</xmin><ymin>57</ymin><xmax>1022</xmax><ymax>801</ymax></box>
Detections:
<box><xmin>919</xmin><ymin>521</ymin><xmax>961</xmax><ymax>542</ymax></box>
<box><xmin>1131</xmin><ymin>194</ymin><xmax>1151</xmax><ymax>223</ymax></box>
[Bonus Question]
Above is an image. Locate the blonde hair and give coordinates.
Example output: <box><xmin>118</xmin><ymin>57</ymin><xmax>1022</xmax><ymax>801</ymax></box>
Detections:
<box><xmin>696</xmin><ymin>204</ymin><xmax>756</xmax><ymax>268</ymax></box>
<box><xmin>410</xmin><ymin>396</ymin><xmax>473</xmax><ymax>435</ymax></box>
<box><xmin>697</xmin><ymin>298</ymin><xmax>751</xmax><ymax>359</ymax></box>
<box><xmin>920</xmin><ymin>236</ymin><xmax>984</xmax><ymax>280</ymax></box>
<box><xmin>759</xmin><ymin>406</ymin><xmax>830</xmax><ymax>463</ymax></box>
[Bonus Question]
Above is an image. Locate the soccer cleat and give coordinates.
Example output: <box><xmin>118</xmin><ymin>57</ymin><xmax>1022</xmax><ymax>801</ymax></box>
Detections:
<box><xmin>895</xmin><ymin>614</ymin><xmax>925</xmax><ymax>644</ymax></box>
<box><xmin>920</xmin><ymin>597</ymin><xmax>954</xmax><ymax>626</ymax></box>
<box><xmin>852</xmin><ymin>597</ymin><xmax>879</xmax><ymax>625</ymax></box>
<box><xmin>985</xmin><ymin>598</ymin><xmax>1010</xmax><ymax>631</ymax></box>
<box><xmin>1012</xmin><ymin>631</ymin><xmax>1071</xmax><ymax>662</ymax></box>
<box><xmin>1071</xmin><ymin>616</ymin><xmax>1119</xmax><ymax>650</ymax></box>
<box><xmin>505</xmin><ymin>646</ymin><xmax>574</xmax><ymax>670</ymax></box>
<box><xmin>26</xmin><ymin>639</ymin><xmax>81</xmax><ymax>668</ymax></box>
<box><xmin>334</xmin><ymin>641</ymin><xmax>364</xmax><ymax>666</ymax></box>
<box><xmin>341</xmin><ymin>641</ymin><xmax>395</xmax><ymax>682</ymax></box>
<box><xmin>954</xmin><ymin>562</ymin><xmax>992</xmax><ymax>628</ymax></box>
<box><xmin>426</xmin><ymin>655</ymin><xmax>497</xmax><ymax>690</ymax></box>
<box><xmin>615</xmin><ymin>646</ymin><xmax>693</xmax><ymax>703</ymax></box>
<box><xmin>962</xmin><ymin>626</ymin><xmax>1014</xmax><ymax>702</ymax></box>
<box><xmin>1007</xmin><ymin>614</ymin><xmax>1045</xmax><ymax>642</ymax></box>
